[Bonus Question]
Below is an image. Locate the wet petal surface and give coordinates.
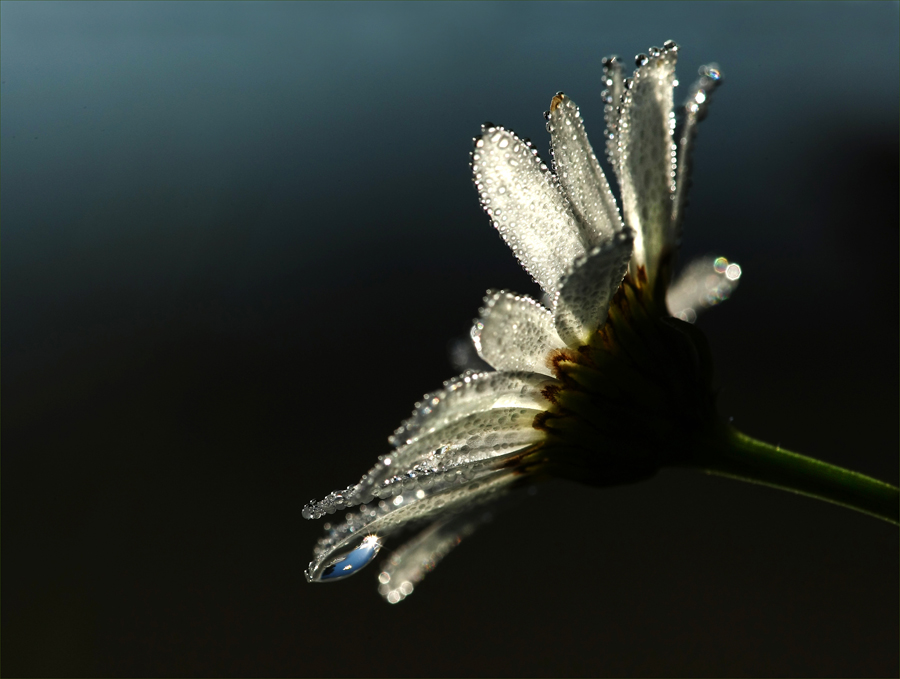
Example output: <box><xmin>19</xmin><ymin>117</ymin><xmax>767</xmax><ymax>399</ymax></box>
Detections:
<box><xmin>305</xmin><ymin>464</ymin><xmax>521</xmax><ymax>583</ymax></box>
<box><xmin>614</xmin><ymin>43</ymin><xmax>678</xmax><ymax>277</ymax></box>
<box><xmin>554</xmin><ymin>229</ymin><xmax>635</xmax><ymax>346</ymax></box>
<box><xmin>548</xmin><ymin>93</ymin><xmax>624</xmax><ymax>248</ymax></box>
<box><xmin>472</xmin><ymin>126</ymin><xmax>587</xmax><ymax>294</ymax></box>
<box><xmin>602</xmin><ymin>55</ymin><xmax>625</xmax><ymax>168</ymax></box>
<box><xmin>471</xmin><ymin>290</ymin><xmax>567</xmax><ymax>374</ymax></box>
<box><xmin>366</xmin><ymin>407</ymin><xmax>542</xmax><ymax>496</ymax></box>
<box><xmin>389</xmin><ymin>370</ymin><xmax>556</xmax><ymax>448</ymax></box>
<box><xmin>303</xmin><ymin>406</ymin><xmax>542</xmax><ymax>519</ymax></box>
<box><xmin>672</xmin><ymin>64</ymin><xmax>723</xmax><ymax>236</ymax></box>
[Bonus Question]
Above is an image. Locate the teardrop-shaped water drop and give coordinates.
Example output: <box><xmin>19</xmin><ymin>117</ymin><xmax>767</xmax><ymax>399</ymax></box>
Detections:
<box><xmin>310</xmin><ymin>534</ymin><xmax>382</xmax><ymax>582</ymax></box>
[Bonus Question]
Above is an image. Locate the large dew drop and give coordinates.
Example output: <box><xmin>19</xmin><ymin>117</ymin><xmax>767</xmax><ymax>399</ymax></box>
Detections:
<box><xmin>310</xmin><ymin>534</ymin><xmax>382</xmax><ymax>582</ymax></box>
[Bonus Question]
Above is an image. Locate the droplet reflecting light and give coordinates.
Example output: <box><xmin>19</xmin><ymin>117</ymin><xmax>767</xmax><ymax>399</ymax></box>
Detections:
<box><xmin>315</xmin><ymin>535</ymin><xmax>382</xmax><ymax>582</ymax></box>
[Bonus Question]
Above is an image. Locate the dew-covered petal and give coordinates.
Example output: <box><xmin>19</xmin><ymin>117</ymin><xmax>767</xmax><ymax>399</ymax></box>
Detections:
<box><xmin>672</xmin><ymin>64</ymin><xmax>723</xmax><ymax>237</ymax></box>
<box><xmin>370</xmin><ymin>408</ymin><xmax>542</xmax><ymax>495</ymax></box>
<box><xmin>602</xmin><ymin>55</ymin><xmax>625</xmax><ymax>167</ymax></box>
<box><xmin>305</xmin><ymin>463</ymin><xmax>521</xmax><ymax>583</ymax></box>
<box><xmin>471</xmin><ymin>290</ymin><xmax>567</xmax><ymax>373</ymax></box>
<box><xmin>614</xmin><ymin>43</ymin><xmax>679</xmax><ymax>278</ymax></box>
<box><xmin>472</xmin><ymin>126</ymin><xmax>587</xmax><ymax>294</ymax></box>
<box><xmin>389</xmin><ymin>370</ymin><xmax>557</xmax><ymax>448</ymax></box>
<box><xmin>666</xmin><ymin>255</ymin><xmax>742</xmax><ymax>323</ymax></box>
<box><xmin>554</xmin><ymin>229</ymin><xmax>634</xmax><ymax>346</ymax></box>
<box><xmin>547</xmin><ymin>93</ymin><xmax>625</xmax><ymax>247</ymax></box>
<box><xmin>302</xmin><ymin>406</ymin><xmax>543</xmax><ymax>519</ymax></box>
<box><xmin>377</xmin><ymin>510</ymin><xmax>487</xmax><ymax>603</ymax></box>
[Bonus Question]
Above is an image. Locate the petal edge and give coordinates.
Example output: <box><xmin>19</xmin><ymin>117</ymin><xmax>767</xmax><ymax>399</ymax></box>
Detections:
<box><xmin>554</xmin><ymin>229</ymin><xmax>634</xmax><ymax>346</ymax></box>
<box><xmin>472</xmin><ymin>126</ymin><xmax>587</xmax><ymax>295</ymax></box>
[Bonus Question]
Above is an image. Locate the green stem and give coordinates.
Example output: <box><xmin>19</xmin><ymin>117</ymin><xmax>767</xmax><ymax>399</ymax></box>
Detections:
<box><xmin>685</xmin><ymin>423</ymin><xmax>899</xmax><ymax>525</ymax></box>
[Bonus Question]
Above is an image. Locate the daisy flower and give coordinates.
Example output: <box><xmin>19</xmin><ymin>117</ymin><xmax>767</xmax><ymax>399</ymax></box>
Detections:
<box><xmin>302</xmin><ymin>41</ymin><xmax>898</xmax><ymax>604</ymax></box>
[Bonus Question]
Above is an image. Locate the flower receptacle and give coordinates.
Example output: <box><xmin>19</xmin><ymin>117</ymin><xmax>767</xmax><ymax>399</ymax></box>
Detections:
<box><xmin>533</xmin><ymin>274</ymin><xmax>725</xmax><ymax>488</ymax></box>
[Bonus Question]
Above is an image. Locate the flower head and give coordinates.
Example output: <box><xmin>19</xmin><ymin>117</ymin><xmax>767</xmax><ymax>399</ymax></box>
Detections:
<box><xmin>303</xmin><ymin>41</ymin><xmax>741</xmax><ymax>602</ymax></box>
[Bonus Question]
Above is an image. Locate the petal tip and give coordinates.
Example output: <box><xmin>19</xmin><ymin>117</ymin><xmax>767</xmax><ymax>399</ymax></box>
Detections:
<box><xmin>550</xmin><ymin>92</ymin><xmax>566</xmax><ymax>112</ymax></box>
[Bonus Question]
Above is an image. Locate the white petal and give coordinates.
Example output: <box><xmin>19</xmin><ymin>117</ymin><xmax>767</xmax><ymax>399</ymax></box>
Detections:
<box><xmin>389</xmin><ymin>370</ymin><xmax>557</xmax><ymax>448</ymax></box>
<box><xmin>614</xmin><ymin>44</ymin><xmax>679</xmax><ymax>278</ymax></box>
<box><xmin>305</xmin><ymin>464</ymin><xmax>520</xmax><ymax>583</ymax></box>
<box><xmin>302</xmin><ymin>407</ymin><xmax>542</xmax><ymax>518</ymax></box>
<box><xmin>472</xmin><ymin>126</ymin><xmax>587</xmax><ymax>295</ymax></box>
<box><xmin>554</xmin><ymin>229</ymin><xmax>635</xmax><ymax>346</ymax></box>
<box><xmin>666</xmin><ymin>255</ymin><xmax>742</xmax><ymax>323</ymax></box>
<box><xmin>548</xmin><ymin>93</ymin><xmax>625</xmax><ymax>247</ymax></box>
<box><xmin>672</xmin><ymin>64</ymin><xmax>723</xmax><ymax>236</ymax></box>
<box><xmin>471</xmin><ymin>290</ymin><xmax>567</xmax><ymax>373</ymax></box>
<box><xmin>377</xmin><ymin>407</ymin><xmax>542</xmax><ymax>487</ymax></box>
<box><xmin>377</xmin><ymin>510</ymin><xmax>486</xmax><ymax>603</ymax></box>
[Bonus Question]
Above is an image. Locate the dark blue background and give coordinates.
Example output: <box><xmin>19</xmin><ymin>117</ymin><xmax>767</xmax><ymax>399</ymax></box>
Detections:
<box><xmin>3</xmin><ymin>2</ymin><xmax>898</xmax><ymax>676</ymax></box>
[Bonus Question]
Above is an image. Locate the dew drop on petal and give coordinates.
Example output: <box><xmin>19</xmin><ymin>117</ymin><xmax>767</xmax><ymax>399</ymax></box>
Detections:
<box><xmin>316</xmin><ymin>535</ymin><xmax>382</xmax><ymax>582</ymax></box>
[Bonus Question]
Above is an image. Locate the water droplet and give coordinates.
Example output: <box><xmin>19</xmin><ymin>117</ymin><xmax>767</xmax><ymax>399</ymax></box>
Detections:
<box><xmin>700</xmin><ymin>65</ymin><xmax>721</xmax><ymax>82</ymax></box>
<box><xmin>314</xmin><ymin>535</ymin><xmax>381</xmax><ymax>582</ymax></box>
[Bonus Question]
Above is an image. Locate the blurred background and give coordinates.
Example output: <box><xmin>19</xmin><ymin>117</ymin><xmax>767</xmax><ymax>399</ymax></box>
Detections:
<box><xmin>2</xmin><ymin>2</ymin><xmax>898</xmax><ymax>676</ymax></box>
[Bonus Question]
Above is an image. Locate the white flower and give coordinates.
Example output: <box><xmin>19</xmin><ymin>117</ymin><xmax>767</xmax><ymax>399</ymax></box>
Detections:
<box><xmin>303</xmin><ymin>41</ymin><xmax>741</xmax><ymax>603</ymax></box>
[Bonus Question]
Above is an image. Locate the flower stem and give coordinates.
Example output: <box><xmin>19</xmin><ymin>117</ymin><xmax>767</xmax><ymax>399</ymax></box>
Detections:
<box><xmin>685</xmin><ymin>423</ymin><xmax>899</xmax><ymax>525</ymax></box>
